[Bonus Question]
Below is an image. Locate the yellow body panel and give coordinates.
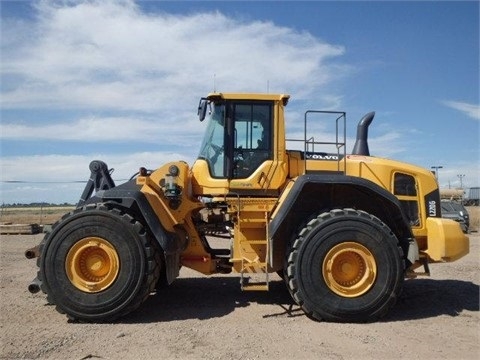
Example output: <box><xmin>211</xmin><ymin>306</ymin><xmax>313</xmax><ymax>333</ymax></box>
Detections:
<box><xmin>179</xmin><ymin>216</ymin><xmax>216</xmax><ymax>274</ymax></box>
<box><xmin>423</xmin><ymin>217</ymin><xmax>469</xmax><ymax>262</ymax></box>
<box><xmin>297</xmin><ymin>155</ymin><xmax>469</xmax><ymax>262</ymax></box>
<box><xmin>191</xmin><ymin>159</ymin><xmax>288</xmax><ymax>195</ymax></box>
<box><xmin>137</xmin><ymin>161</ymin><xmax>203</xmax><ymax>232</ymax></box>
<box><xmin>138</xmin><ymin>161</ymin><xmax>219</xmax><ymax>274</ymax></box>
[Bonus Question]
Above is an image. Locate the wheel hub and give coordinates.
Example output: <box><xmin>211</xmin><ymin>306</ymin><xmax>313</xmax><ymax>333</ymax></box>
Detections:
<box><xmin>65</xmin><ymin>237</ymin><xmax>120</xmax><ymax>293</ymax></box>
<box><xmin>322</xmin><ymin>242</ymin><xmax>377</xmax><ymax>298</ymax></box>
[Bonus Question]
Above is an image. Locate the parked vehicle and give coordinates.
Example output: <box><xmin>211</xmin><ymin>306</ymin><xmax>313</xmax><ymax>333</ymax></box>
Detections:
<box><xmin>441</xmin><ymin>200</ymin><xmax>469</xmax><ymax>233</ymax></box>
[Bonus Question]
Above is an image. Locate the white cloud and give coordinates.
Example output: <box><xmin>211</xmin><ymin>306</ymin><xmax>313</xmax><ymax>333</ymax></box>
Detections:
<box><xmin>1</xmin><ymin>0</ymin><xmax>346</xmax><ymax>112</ymax></box>
<box><xmin>0</xmin><ymin>152</ymin><xmax>191</xmax><ymax>182</ymax></box>
<box><xmin>443</xmin><ymin>100</ymin><xmax>480</xmax><ymax>120</ymax></box>
<box><xmin>0</xmin><ymin>114</ymin><xmax>203</xmax><ymax>144</ymax></box>
<box><xmin>369</xmin><ymin>131</ymin><xmax>405</xmax><ymax>157</ymax></box>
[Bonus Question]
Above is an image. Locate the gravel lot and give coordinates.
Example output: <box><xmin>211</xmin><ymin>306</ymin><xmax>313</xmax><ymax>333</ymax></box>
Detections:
<box><xmin>1</xmin><ymin>233</ymin><xmax>479</xmax><ymax>360</ymax></box>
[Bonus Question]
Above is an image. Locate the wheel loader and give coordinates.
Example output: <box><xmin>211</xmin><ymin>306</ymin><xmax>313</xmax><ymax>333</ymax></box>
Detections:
<box><xmin>26</xmin><ymin>92</ymin><xmax>469</xmax><ymax>323</ymax></box>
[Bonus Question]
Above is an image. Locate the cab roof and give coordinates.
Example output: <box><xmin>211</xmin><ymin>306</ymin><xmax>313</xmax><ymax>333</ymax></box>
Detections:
<box><xmin>207</xmin><ymin>92</ymin><xmax>290</xmax><ymax>105</ymax></box>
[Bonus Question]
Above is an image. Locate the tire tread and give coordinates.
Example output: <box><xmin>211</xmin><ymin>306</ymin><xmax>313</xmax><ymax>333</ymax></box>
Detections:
<box><xmin>285</xmin><ymin>208</ymin><xmax>404</xmax><ymax>322</ymax></box>
<box><xmin>37</xmin><ymin>203</ymin><xmax>161</xmax><ymax>322</ymax></box>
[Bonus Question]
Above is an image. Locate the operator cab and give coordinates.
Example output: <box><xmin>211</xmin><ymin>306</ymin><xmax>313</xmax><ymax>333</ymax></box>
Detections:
<box><xmin>191</xmin><ymin>93</ymin><xmax>290</xmax><ymax>195</ymax></box>
<box><xmin>198</xmin><ymin>96</ymin><xmax>272</xmax><ymax>179</ymax></box>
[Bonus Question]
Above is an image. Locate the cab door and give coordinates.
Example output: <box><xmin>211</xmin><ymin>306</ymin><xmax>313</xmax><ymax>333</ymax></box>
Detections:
<box><xmin>229</xmin><ymin>101</ymin><xmax>273</xmax><ymax>179</ymax></box>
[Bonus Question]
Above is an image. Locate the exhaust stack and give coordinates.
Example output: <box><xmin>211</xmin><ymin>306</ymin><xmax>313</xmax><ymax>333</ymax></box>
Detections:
<box><xmin>352</xmin><ymin>112</ymin><xmax>375</xmax><ymax>156</ymax></box>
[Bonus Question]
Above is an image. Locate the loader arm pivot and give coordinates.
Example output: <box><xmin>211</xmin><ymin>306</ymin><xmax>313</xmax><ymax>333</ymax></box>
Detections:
<box><xmin>77</xmin><ymin>160</ymin><xmax>116</xmax><ymax>207</ymax></box>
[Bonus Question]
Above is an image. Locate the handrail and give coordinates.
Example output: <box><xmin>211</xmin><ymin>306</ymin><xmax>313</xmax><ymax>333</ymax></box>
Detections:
<box><xmin>286</xmin><ymin>110</ymin><xmax>346</xmax><ymax>174</ymax></box>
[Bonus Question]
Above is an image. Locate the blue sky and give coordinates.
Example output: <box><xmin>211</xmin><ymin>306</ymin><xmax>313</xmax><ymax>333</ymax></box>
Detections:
<box><xmin>1</xmin><ymin>0</ymin><xmax>479</xmax><ymax>204</ymax></box>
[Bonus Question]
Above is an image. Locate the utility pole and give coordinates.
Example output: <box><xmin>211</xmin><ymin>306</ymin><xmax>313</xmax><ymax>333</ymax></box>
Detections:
<box><xmin>431</xmin><ymin>165</ymin><xmax>443</xmax><ymax>182</ymax></box>
<box><xmin>457</xmin><ymin>174</ymin><xmax>465</xmax><ymax>203</ymax></box>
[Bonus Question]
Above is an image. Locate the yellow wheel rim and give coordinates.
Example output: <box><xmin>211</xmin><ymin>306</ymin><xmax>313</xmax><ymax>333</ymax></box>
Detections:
<box><xmin>322</xmin><ymin>242</ymin><xmax>377</xmax><ymax>298</ymax></box>
<box><xmin>65</xmin><ymin>237</ymin><xmax>120</xmax><ymax>293</ymax></box>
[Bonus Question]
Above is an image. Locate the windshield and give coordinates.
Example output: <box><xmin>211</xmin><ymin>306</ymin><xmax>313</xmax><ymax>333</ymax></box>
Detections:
<box><xmin>197</xmin><ymin>103</ymin><xmax>225</xmax><ymax>177</ymax></box>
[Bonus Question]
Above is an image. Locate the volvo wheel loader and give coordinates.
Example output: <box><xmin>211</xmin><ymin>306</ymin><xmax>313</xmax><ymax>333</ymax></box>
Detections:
<box><xmin>27</xmin><ymin>92</ymin><xmax>469</xmax><ymax>323</ymax></box>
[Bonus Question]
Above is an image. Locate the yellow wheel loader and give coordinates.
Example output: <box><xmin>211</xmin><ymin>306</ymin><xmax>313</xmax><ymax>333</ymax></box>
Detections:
<box><xmin>27</xmin><ymin>92</ymin><xmax>469</xmax><ymax>323</ymax></box>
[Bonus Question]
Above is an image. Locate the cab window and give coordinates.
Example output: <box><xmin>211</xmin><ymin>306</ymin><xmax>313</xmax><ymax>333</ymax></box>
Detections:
<box><xmin>393</xmin><ymin>172</ymin><xmax>420</xmax><ymax>226</ymax></box>
<box><xmin>232</xmin><ymin>102</ymin><xmax>273</xmax><ymax>179</ymax></box>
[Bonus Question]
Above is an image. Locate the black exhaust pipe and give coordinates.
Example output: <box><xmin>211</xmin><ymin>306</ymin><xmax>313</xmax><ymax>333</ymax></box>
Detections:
<box><xmin>28</xmin><ymin>277</ymin><xmax>42</xmax><ymax>294</ymax></box>
<box><xmin>352</xmin><ymin>111</ymin><xmax>375</xmax><ymax>156</ymax></box>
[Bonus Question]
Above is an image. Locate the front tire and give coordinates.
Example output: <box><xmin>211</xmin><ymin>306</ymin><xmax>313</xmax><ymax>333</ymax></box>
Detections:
<box><xmin>38</xmin><ymin>204</ymin><xmax>160</xmax><ymax>322</ymax></box>
<box><xmin>286</xmin><ymin>209</ymin><xmax>404</xmax><ymax>322</ymax></box>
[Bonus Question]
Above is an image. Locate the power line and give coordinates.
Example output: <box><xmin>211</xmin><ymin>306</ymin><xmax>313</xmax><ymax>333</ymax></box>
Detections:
<box><xmin>1</xmin><ymin>179</ymin><xmax>130</xmax><ymax>184</ymax></box>
<box><xmin>2</xmin><ymin>180</ymin><xmax>86</xmax><ymax>184</ymax></box>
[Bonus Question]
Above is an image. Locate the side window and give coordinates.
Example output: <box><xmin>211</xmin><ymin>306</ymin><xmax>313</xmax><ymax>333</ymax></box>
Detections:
<box><xmin>394</xmin><ymin>173</ymin><xmax>417</xmax><ymax>196</ymax></box>
<box><xmin>233</xmin><ymin>102</ymin><xmax>272</xmax><ymax>179</ymax></box>
<box><xmin>393</xmin><ymin>172</ymin><xmax>420</xmax><ymax>226</ymax></box>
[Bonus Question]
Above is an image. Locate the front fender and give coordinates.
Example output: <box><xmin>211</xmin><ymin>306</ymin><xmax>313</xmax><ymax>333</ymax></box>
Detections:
<box><xmin>98</xmin><ymin>180</ymin><xmax>182</xmax><ymax>284</ymax></box>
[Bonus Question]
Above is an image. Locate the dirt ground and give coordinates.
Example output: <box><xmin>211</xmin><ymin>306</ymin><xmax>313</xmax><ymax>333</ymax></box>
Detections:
<box><xmin>0</xmin><ymin>228</ymin><xmax>479</xmax><ymax>360</ymax></box>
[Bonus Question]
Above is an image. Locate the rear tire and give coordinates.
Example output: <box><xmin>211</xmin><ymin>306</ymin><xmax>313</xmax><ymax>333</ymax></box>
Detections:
<box><xmin>285</xmin><ymin>208</ymin><xmax>404</xmax><ymax>322</ymax></box>
<box><xmin>38</xmin><ymin>204</ymin><xmax>160</xmax><ymax>322</ymax></box>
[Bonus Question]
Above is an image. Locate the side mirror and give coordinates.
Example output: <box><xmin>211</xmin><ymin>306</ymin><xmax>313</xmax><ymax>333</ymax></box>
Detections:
<box><xmin>198</xmin><ymin>99</ymin><xmax>208</xmax><ymax>122</ymax></box>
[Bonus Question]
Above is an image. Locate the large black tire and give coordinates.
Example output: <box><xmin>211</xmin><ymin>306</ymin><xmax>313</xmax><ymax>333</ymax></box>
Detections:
<box><xmin>38</xmin><ymin>204</ymin><xmax>161</xmax><ymax>322</ymax></box>
<box><xmin>285</xmin><ymin>208</ymin><xmax>404</xmax><ymax>322</ymax></box>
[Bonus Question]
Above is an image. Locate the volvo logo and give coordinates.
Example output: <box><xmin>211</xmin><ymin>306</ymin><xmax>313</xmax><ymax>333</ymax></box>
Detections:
<box><xmin>306</xmin><ymin>153</ymin><xmax>339</xmax><ymax>161</ymax></box>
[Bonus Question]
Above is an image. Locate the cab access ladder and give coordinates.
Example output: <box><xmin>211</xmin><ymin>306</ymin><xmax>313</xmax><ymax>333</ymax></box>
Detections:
<box><xmin>238</xmin><ymin>210</ymin><xmax>270</xmax><ymax>291</ymax></box>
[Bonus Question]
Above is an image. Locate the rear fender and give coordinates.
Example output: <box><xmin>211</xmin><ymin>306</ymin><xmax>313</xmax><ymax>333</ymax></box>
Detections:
<box><xmin>268</xmin><ymin>174</ymin><xmax>414</xmax><ymax>269</ymax></box>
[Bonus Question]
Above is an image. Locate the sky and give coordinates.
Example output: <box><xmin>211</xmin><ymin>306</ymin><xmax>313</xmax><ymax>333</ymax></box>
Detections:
<box><xmin>0</xmin><ymin>0</ymin><xmax>479</xmax><ymax>205</ymax></box>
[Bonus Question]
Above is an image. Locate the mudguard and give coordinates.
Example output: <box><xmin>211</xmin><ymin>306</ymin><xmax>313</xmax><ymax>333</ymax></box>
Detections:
<box><xmin>86</xmin><ymin>180</ymin><xmax>182</xmax><ymax>284</ymax></box>
<box><xmin>268</xmin><ymin>174</ymin><xmax>414</xmax><ymax>268</ymax></box>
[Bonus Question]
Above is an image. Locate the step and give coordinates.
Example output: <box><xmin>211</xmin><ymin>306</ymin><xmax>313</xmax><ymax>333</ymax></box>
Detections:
<box><xmin>240</xmin><ymin>275</ymin><xmax>269</xmax><ymax>291</ymax></box>
<box><xmin>241</xmin><ymin>283</ymin><xmax>269</xmax><ymax>291</ymax></box>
